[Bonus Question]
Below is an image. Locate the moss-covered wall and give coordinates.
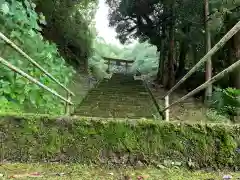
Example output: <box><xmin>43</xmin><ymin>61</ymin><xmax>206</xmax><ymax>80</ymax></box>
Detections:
<box><xmin>1</xmin><ymin>114</ymin><xmax>240</xmax><ymax>169</ymax></box>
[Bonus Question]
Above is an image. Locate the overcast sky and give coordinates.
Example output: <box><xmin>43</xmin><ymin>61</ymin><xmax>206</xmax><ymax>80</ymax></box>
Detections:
<box><xmin>94</xmin><ymin>0</ymin><xmax>121</xmax><ymax>46</ymax></box>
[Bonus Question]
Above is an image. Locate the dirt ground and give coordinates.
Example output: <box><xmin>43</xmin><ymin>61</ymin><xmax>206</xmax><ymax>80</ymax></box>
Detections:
<box><xmin>0</xmin><ymin>163</ymin><xmax>239</xmax><ymax>180</ymax></box>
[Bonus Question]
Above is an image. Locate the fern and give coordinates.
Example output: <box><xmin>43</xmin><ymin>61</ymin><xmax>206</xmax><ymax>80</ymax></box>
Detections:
<box><xmin>212</xmin><ymin>87</ymin><xmax>240</xmax><ymax>117</ymax></box>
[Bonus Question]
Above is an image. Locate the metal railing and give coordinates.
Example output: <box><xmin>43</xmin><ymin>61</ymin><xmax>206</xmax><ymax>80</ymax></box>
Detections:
<box><xmin>161</xmin><ymin>21</ymin><xmax>240</xmax><ymax>121</ymax></box>
<box><xmin>0</xmin><ymin>32</ymin><xmax>74</xmax><ymax>115</ymax></box>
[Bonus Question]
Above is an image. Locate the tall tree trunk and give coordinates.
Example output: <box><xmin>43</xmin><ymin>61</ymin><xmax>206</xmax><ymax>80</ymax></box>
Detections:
<box><xmin>157</xmin><ymin>22</ymin><xmax>167</xmax><ymax>84</ymax></box>
<box><xmin>167</xmin><ymin>0</ymin><xmax>176</xmax><ymax>89</ymax></box>
<box><xmin>156</xmin><ymin>47</ymin><xmax>161</xmax><ymax>81</ymax></box>
<box><xmin>204</xmin><ymin>0</ymin><xmax>212</xmax><ymax>104</ymax></box>
<box><xmin>232</xmin><ymin>31</ymin><xmax>240</xmax><ymax>89</ymax></box>
<box><xmin>233</xmin><ymin>31</ymin><xmax>240</xmax><ymax>122</ymax></box>
<box><xmin>227</xmin><ymin>31</ymin><xmax>240</xmax><ymax>122</ymax></box>
<box><xmin>160</xmin><ymin>42</ymin><xmax>166</xmax><ymax>84</ymax></box>
<box><xmin>176</xmin><ymin>41</ymin><xmax>188</xmax><ymax>79</ymax></box>
<box><xmin>176</xmin><ymin>25</ymin><xmax>190</xmax><ymax>79</ymax></box>
<box><xmin>225</xmin><ymin>14</ymin><xmax>240</xmax><ymax>121</ymax></box>
<box><xmin>225</xmin><ymin>15</ymin><xmax>240</xmax><ymax>89</ymax></box>
<box><xmin>192</xmin><ymin>44</ymin><xmax>198</xmax><ymax>65</ymax></box>
<box><xmin>163</xmin><ymin>49</ymin><xmax>170</xmax><ymax>87</ymax></box>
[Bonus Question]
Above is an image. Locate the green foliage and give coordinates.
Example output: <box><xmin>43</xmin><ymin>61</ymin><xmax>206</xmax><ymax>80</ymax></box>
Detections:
<box><xmin>0</xmin><ymin>96</ymin><xmax>22</xmax><ymax>113</ymax></box>
<box><xmin>34</xmin><ymin>0</ymin><xmax>97</xmax><ymax>68</ymax></box>
<box><xmin>89</xmin><ymin>38</ymin><xmax>159</xmax><ymax>79</ymax></box>
<box><xmin>123</xmin><ymin>42</ymin><xmax>159</xmax><ymax>76</ymax></box>
<box><xmin>1</xmin><ymin>114</ymin><xmax>240</xmax><ymax>169</ymax></box>
<box><xmin>212</xmin><ymin>87</ymin><xmax>240</xmax><ymax>117</ymax></box>
<box><xmin>106</xmin><ymin>0</ymin><xmax>240</xmax><ymax>89</ymax></box>
<box><xmin>206</xmin><ymin>109</ymin><xmax>230</xmax><ymax>123</ymax></box>
<box><xmin>88</xmin><ymin>37</ymin><xmax>112</xmax><ymax>79</ymax></box>
<box><xmin>0</xmin><ymin>0</ymin><xmax>75</xmax><ymax>114</ymax></box>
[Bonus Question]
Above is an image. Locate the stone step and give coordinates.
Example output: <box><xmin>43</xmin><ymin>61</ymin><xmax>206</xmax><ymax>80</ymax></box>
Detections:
<box><xmin>74</xmin><ymin>74</ymin><xmax>157</xmax><ymax>118</ymax></box>
<box><xmin>82</xmin><ymin>97</ymin><xmax>149</xmax><ymax>102</ymax></box>
<box><xmin>74</xmin><ymin>110</ymin><xmax>154</xmax><ymax>118</ymax></box>
<box><xmin>90</xmin><ymin>92</ymin><xmax>145</xmax><ymax>95</ymax></box>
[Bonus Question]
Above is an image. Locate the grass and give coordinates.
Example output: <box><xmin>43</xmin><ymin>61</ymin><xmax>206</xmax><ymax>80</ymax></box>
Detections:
<box><xmin>151</xmin><ymin>87</ymin><xmax>231</xmax><ymax>123</ymax></box>
<box><xmin>0</xmin><ymin>163</ymin><xmax>240</xmax><ymax>179</ymax></box>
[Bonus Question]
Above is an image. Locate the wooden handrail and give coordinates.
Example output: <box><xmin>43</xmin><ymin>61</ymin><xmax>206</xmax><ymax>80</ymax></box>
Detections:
<box><xmin>159</xmin><ymin>21</ymin><xmax>240</xmax><ymax>120</ymax></box>
<box><xmin>162</xmin><ymin>59</ymin><xmax>240</xmax><ymax>112</ymax></box>
<box><xmin>162</xmin><ymin>21</ymin><xmax>240</xmax><ymax>98</ymax></box>
<box><xmin>143</xmin><ymin>80</ymin><xmax>164</xmax><ymax>119</ymax></box>
<box><xmin>0</xmin><ymin>57</ymin><xmax>73</xmax><ymax>105</ymax></box>
<box><xmin>0</xmin><ymin>32</ymin><xmax>75</xmax><ymax>96</ymax></box>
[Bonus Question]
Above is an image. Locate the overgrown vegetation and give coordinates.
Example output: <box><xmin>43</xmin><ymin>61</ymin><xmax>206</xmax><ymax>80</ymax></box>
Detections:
<box><xmin>0</xmin><ymin>0</ymin><xmax>100</xmax><ymax>114</ymax></box>
<box><xmin>0</xmin><ymin>0</ymin><xmax>76</xmax><ymax>114</ymax></box>
<box><xmin>0</xmin><ymin>1</ymin><xmax>240</xmax><ymax>176</ymax></box>
<box><xmin>212</xmin><ymin>87</ymin><xmax>240</xmax><ymax>120</ymax></box>
<box><xmin>0</xmin><ymin>0</ymin><xmax>239</xmax><ymax>119</ymax></box>
<box><xmin>89</xmin><ymin>38</ymin><xmax>159</xmax><ymax>79</ymax></box>
<box><xmin>33</xmin><ymin>0</ymin><xmax>97</xmax><ymax>70</ymax></box>
<box><xmin>1</xmin><ymin>114</ymin><xmax>240</xmax><ymax>169</ymax></box>
<box><xmin>0</xmin><ymin>0</ymin><xmax>160</xmax><ymax>115</ymax></box>
<box><xmin>105</xmin><ymin>0</ymin><xmax>240</xmax><ymax>120</ymax></box>
<box><xmin>106</xmin><ymin>0</ymin><xmax>240</xmax><ymax>89</ymax></box>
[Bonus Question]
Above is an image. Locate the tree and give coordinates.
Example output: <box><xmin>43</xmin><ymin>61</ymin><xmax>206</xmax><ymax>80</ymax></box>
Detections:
<box><xmin>209</xmin><ymin>0</ymin><xmax>240</xmax><ymax>89</ymax></box>
<box><xmin>88</xmin><ymin>36</ymin><xmax>159</xmax><ymax>79</ymax></box>
<box><xmin>34</xmin><ymin>0</ymin><xmax>98</xmax><ymax>71</ymax></box>
<box><xmin>106</xmin><ymin>0</ymin><xmax>239</xmax><ymax>92</ymax></box>
<box><xmin>106</xmin><ymin>0</ymin><xmax>205</xmax><ymax>88</ymax></box>
<box><xmin>167</xmin><ymin>0</ymin><xmax>176</xmax><ymax>88</ymax></box>
<box><xmin>204</xmin><ymin>0</ymin><xmax>212</xmax><ymax>103</ymax></box>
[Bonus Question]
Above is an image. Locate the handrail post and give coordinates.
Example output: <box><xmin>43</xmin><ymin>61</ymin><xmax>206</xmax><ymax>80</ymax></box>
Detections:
<box><xmin>65</xmin><ymin>92</ymin><xmax>71</xmax><ymax>115</ymax></box>
<box><xmin>165</xmin><ymin>95</ymin><xmax>170</xmax><ymax>121</ymax></box>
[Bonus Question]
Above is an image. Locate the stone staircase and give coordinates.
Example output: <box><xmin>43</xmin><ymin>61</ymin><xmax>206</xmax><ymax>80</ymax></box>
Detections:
<box><xmin>74</xmin><ymin>73</ymin><xmax>158</xmax><ymax>118</ymax></box>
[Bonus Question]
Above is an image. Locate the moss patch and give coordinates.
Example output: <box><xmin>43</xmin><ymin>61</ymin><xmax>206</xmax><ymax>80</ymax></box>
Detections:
<box><xmin>1</xmin><ymin>114</ymin><xmax>240</xmax><ymax>169</ymax></box>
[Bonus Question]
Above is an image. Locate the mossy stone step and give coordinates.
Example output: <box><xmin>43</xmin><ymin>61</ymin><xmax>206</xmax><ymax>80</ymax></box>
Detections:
<box><xmin>82</xmin><ymin>97</ymin><xmax>150</xmax><ymax>103</ymax></box>
<box><xmin>83</xmin><ymin>91</ymin><xmax>148</xmax><ymax>95</ymax></box>
<box><xmin>74</xmin><ymin>110</ymin><xmax>154</xmax><ymax>118</ymax></box>
<box><xmin>80</xmin><ymin>97</ymin><xmax>150</xmax><ymax>102</ymax></box>
<box><xmin>74</xmin><ymin>74</ymin><xmax>157</xmax><ymax>118</ymax></box>
<box><xmin>97</xmin><ymin>85</ymin><xmax>144</xmax><ymax>88</ymax></box>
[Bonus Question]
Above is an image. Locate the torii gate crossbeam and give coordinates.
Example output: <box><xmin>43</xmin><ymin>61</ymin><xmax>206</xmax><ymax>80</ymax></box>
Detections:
<box><xmin>102</xmin><ymin>57</ymin><xmax>134</xmax><ymax>73</ymax></box>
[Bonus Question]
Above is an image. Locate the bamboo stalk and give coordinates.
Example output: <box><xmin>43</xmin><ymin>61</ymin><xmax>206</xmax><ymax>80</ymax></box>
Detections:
<box><xmin>0</xmin><ymin>32</ymin><xmax>75</xmax><ymax>96</ymax></box>
<box><xmin>0</xmin><ymin>57</ymin><xmax>73</xmax><ymax>105</ymax></box>
<box><xmin>162</xmin><ymin>59</ymin><xmax>240</xmax><ymax>112</ymax></box>
<box><xmin>163</xmin><ymin>21</ymin><xmax>240</xmax><ymax>98</ymax></box>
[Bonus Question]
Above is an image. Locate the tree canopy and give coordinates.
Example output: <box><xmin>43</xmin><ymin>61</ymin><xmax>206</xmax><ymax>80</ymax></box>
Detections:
<box><xmin>33</xmin><ymin>0</ymin><xmax>98</xmax><ymax>70</ymax></box>
<box><xmin>106</xmin><ymin>0</ymin><xmax>240</xmax><ymax>89</ymax></box>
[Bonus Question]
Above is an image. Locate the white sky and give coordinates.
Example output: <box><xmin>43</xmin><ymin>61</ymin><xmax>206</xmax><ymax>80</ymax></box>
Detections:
<box><xmin>94</xmin><ymin>0</ymin><xmax>137</xmax><ymax>49</ymax></box>
<box><xmin>94</xmin><ymin>0</ymin><xmax>121</xmax><ymax>46</ymax></box>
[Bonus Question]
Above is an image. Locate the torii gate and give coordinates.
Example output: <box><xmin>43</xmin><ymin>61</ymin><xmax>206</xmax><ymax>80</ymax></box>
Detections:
<box><xmin>102</xmin><ymin>57</ymin><xmax>134</xmax><ymax>73</ymax></box>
